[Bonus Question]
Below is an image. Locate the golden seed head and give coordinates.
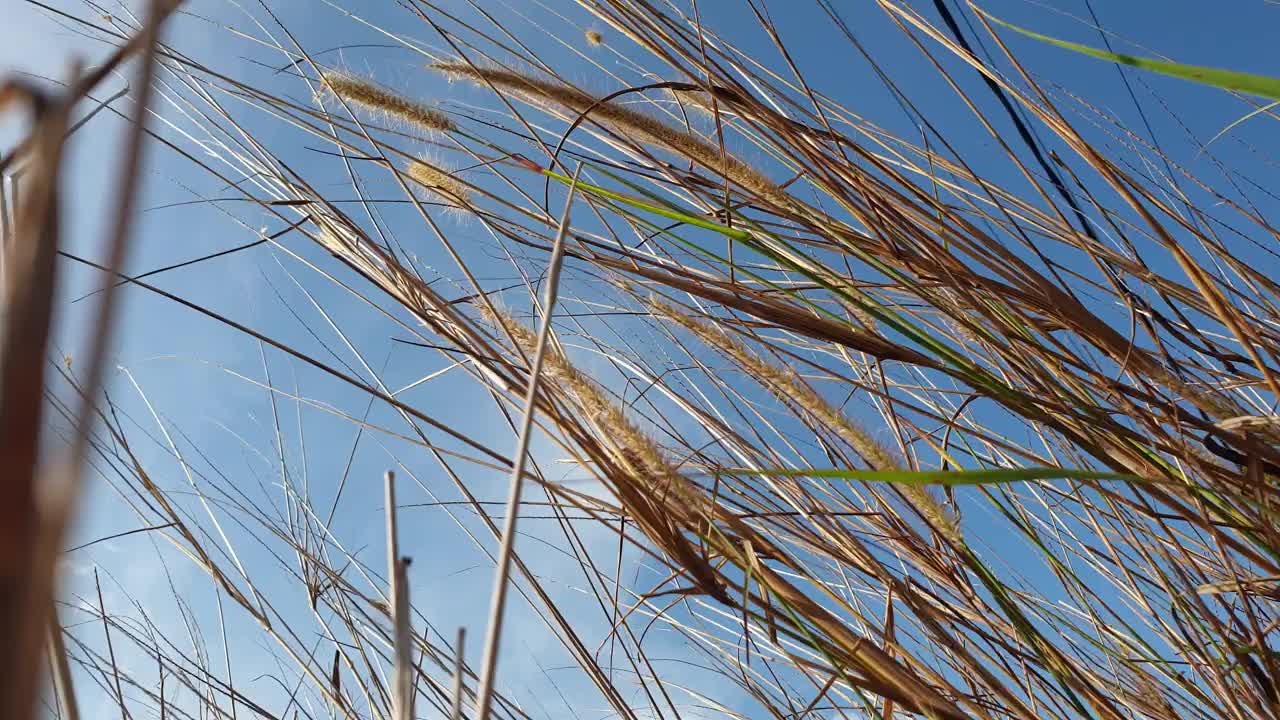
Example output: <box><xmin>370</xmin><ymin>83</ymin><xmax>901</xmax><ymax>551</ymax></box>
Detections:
<box><xmin>320</xmin><ymin>72</ymin><xmax>454</xmax><ymax>133</ymax></box>
<box><xmin>430</xmin><ymin>63</ymin><xmax>784</xmax><ymax>203</ymax></box>
<box><xmin>482</xmin><ymin>306</ymin><xmax>679</xmax><ymax>483</ymax></box>
<box><xmin>651</xmin><ymin>299</ymin><xmax>961</xmax><ymax>542</ymax></box>
<box><xmin>585</xmin><ymin>29</ymin><xmax>604</xmax><ymax>46</ymax></box>
<box><xmin>406</xmin><ymin>160</ymin><xmax>471</xmax><ymax>206</ymax></box>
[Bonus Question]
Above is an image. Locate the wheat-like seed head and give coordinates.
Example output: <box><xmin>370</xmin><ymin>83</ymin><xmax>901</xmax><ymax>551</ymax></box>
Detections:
<box><xmin>651</xmin><ymin>299</ymin><xmax>961</xmax><ymax>541</ymax></box>
<box><xmin>406</xmin><ymin>160</ymin><xmax>471</xmax><ymax>206</ymax></box>
<box><xmin>432</xmin><ymin>63</ymin><xmax>785</xmax><ymax>204</ymax></box>
<box><xmin>320</xmin><ymin>72</ymin><xmax>455</xmax><ymax>133</ymax></box>
<box><xmin>668</xmin><ymin>88</ymin><xmax>731</xmax><ymax>121</ymax></box>
<box><xmin>481</xmin><ymin>304</ymin><xmax>738</xmax><ymax>603</ymax></box>
<box><xmin>483</xmin><ymin>306</ymin><xmax>675</xmax><ymax>482</ymax></box>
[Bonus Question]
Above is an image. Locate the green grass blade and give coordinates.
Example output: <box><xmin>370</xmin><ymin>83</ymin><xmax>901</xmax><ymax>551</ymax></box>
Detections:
<box><xmin>540</xmin><ymin>167</ymin><xmax>752</xmax><ymax>241</ymax></box>
<box><xmin>730</xmin><ymin>466</ymin><xmax>1137</xmax><ymax>485</ymax></box>
<box><xmin>982</xmin><ymin>11</ymin><xmax>1280</xmax><ymax>100</ymax></box>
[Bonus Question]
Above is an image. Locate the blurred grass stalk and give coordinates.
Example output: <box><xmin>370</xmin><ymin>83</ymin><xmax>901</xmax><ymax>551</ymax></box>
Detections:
<box><xmin>0</xmin><ymin>2</ymin><xmax>174</xmax><ymax>717</ymax></box>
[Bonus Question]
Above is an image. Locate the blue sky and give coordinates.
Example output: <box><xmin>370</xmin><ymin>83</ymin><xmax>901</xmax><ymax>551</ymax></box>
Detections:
<box><xmin>5</xmin><ymin>0</ymin><xmax>1280</xmax><ymax>717</ymax></box>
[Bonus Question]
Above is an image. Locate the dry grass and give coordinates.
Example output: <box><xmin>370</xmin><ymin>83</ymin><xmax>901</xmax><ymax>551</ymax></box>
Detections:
<box><xmin>6</xmin><ymin>1</ymin><xmax>1280</xmax><ymax>719</ymax></box>
<box><xmin>321</xmin><ymin>72</ymin><xmax>455</xmax><ymax>133</ymax></box>
<box><xmin>433</xmin><ymin>62</ymin><xmax>787</xmax><ymax>203</ymax></box>
<box><xmin>406</xmin><ymin>159</ymin><xmax>472</xmax><ymax>206</ymax></box>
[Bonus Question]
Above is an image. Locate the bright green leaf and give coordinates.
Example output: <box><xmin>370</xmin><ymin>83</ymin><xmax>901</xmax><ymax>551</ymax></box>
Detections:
<box><xmin>981</xmin><ymin>10</ymin><xmax>1280</xmax><ymax>101</ymax></box>
<box><xmin>730</xmin><ymin>466</ymin><xmax>1137</xmax><ymax>485</ymax></box>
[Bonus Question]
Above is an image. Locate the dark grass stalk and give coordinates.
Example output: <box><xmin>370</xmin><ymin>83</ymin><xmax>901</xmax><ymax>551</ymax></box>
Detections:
<box><xmin>0</xmin><ymin>74</ymin><xmax>74</xmax><ymax>720</ymax></box>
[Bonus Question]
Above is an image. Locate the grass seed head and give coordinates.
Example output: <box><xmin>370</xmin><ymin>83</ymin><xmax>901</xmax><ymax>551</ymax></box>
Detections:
<box><xmin>431</xmin><ymin>62</ymin><xmax>784</xmax><ymax>203</ymax></box>
<box><xmin>651</xmin><ymin>299</ymin><xmax>961</xmax><ymax>542</ymax></box>
<box><xmin>320</xmin><ymin>72</ymin><xmax>455</xmax><ymax>133</ymax></box>
<box><xmin>406</xmin><ymin>160</ymin><xmax>472</xmax><ymax>206</ymax></box>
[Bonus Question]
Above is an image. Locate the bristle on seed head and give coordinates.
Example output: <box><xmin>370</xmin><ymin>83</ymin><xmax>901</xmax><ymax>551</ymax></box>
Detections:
<box><xmin>431</xmin><ymin>63</ymin><xmax>785</xmax><ymax>204</ymax></box>
<box><xmin>321</xmin><ymin>72</ymin><xmax>454</xmax><ymax>133</ymax></box>
<box><xmin>406</xmin><ymin>160</ymin><xmax>471</xmax><ymax>206</ymax></box>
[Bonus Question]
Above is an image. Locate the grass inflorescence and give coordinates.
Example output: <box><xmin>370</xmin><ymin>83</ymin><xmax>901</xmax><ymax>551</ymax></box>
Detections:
<box><xmin>406</xmin><ymin>159</ymin><xmax>472</xmax><ymax>206</ymax></box>
<box><xmin>432</xmin><ymin>62</ymin><xmax>786</xmax><ymax>204</ymax></box>
<box><xmin>321</xmin><ymin>72</ymin><xmax>455</xmax><ymax>133</ymax></box>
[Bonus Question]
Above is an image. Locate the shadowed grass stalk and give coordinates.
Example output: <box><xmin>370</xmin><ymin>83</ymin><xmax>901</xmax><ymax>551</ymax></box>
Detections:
<box><xmin>384</xmin><ymin>471</ymin><xmax>412</xmax><ymax>720</ymax></box>
<box><xmin>449</xmin><ymin>627</ymin><xmax>466</xmax><ymax>720</ymax></box>
<box><xmin>472</xmin><ymin>165</ymin><xmax>579</xmax><ymax>720</ymax></box>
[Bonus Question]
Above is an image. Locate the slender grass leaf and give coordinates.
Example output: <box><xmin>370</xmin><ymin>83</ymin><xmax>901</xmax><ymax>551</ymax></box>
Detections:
<box><xmin>982</xmin><ymin>11</ymin><xmax>1280</xmax><ymax>101</ymax></box>
<box><xmin>1201</xmin><ymin>101</ymin><xmax>1280</xmax><ymax>155</ymax></box>
<box><xmin>730</xmin><ymin>466</ymin><xmax>1137</xmax><ymax>485</ymax></box>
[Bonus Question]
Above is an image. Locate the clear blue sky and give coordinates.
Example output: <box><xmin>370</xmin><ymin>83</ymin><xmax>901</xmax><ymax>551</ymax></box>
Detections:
<box><xmin>5</xmin><ymin>0</ymin><xmax>1280</xmax><ymax>717</ymax></box>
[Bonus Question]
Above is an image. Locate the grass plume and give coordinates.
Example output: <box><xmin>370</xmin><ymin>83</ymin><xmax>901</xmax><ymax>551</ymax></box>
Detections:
<box><xmin>432</xmin><ymin>62</ymin><xmax>785</xmax><ymax>203</ymax></box>
<box><xmin>320</xmin><ymin>72</ymin><xmax>455</xmax><ymax>133</ymax></box>
<box><xmin>406</xmin><ymin>160</ymin><xmax>472</xmax><ymax>206</ymax></box>
<box><xmin>651</xmin><ymin>299</ymin><xmax>961</xmax><ymax>542</ymax></box>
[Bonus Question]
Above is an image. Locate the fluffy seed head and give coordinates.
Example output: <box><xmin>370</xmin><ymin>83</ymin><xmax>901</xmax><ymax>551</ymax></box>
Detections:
<box><xmin>652</xmin><ymin>299</ymin><xmax>961</xmax><ymax>542</ymax></box>
<box><xmin>406</xmin><ymin>160</ymin><xmax>471</xmax><ymax>206</ymax></box>
<box><xmin>479</xmin><ymin>305</ymin><xmax>687</xmax><ymax>494</ymax></box>
<box><xmin>481</xmin><ymin>306</ymin><xmax>731</xmax><ymax>604</ymax></box>
<box><xmin>320</xmin><ymin>72</ymin><xmax>454</xmax><ymax>133</ymax></box>
<box><xmin>431</xmin><ymin>63</ymin><xmax>785</xmax><ymax>204</ymax></box>
<box><xmin>669</xmin><ymin>88</ymin><xmax>722</xmax><ymax>119</ymax></box>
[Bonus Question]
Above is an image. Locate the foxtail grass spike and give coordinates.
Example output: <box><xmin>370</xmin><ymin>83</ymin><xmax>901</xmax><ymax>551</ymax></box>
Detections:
<box><xmin>432</xmin><ymin>63</ymin><xmax>785</xmax><ymax>203</ymax></box>
<box><xmin>321</xmin><ymin>72</ymin><xmax>455</xmax><ymax>133</ymax></box>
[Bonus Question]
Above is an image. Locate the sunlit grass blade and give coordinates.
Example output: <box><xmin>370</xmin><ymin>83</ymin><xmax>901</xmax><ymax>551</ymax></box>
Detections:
<box><xmin>1200</xmin><ymin>100</ymin><xmax>1280</xmax><ymax>154</ymax></box>
<box><xmin>981</xmin><ymin>9</ymin><xmax>1280</xmax><ymax>100</ymax></box>
<box><xmin>732</xmin><ymin>466</ymin><xmax>1138</xmax><ymax>485</ymax></box>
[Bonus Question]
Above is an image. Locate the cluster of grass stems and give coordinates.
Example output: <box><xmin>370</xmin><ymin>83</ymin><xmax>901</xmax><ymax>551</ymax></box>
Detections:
<box><xmin>3</xmin><ymin>0</ymin><xmax>1280</xmax><ymax>719</ymax></box>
